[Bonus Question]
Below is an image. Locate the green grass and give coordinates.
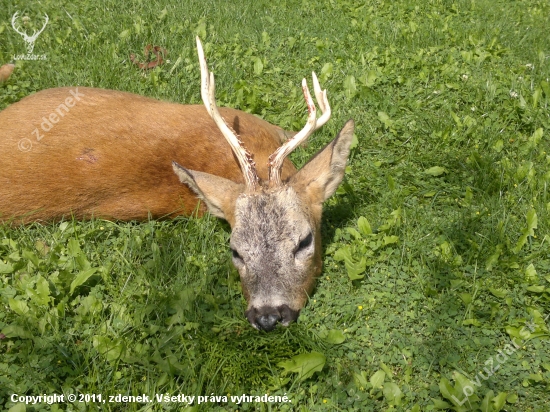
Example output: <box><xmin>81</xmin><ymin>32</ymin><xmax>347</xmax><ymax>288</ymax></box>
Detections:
<box><xmin>1</xmin><ymin>0</ymin><xmax>550</xmax><ymax>411</ymax></box>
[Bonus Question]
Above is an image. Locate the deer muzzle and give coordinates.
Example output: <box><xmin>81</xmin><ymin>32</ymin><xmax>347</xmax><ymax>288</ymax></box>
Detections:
<box><xmin>245</xmin><ymin>305</ymin><xmax>300</xmax><ymax>332</ymax></box>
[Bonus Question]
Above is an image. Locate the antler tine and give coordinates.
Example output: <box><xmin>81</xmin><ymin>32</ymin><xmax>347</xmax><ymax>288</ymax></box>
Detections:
<box><xmin>268</xmin><ymin>79</ymin><xmax>317</xmax><ymax>187</ymax></box>
<box><xmin>195</xmin><ymin>37</ymin><xmax>258</xmax><ymax>191</ymax></box>
<box><xmin>312</xmin><ymin>72</ymin><xmax>331</xmax><ymax>129</ymax></box>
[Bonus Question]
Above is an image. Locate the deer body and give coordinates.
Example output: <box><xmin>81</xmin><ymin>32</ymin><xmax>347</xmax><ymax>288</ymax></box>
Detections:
<box><xmin>0</xmin><ymin>38</ymin><xmax>355</xmax><ymax>331</ymax></box>
<box><xmin>0</xmin><ymin>87</ymin><xmax>295</xmax><ymax>222</ymax></box>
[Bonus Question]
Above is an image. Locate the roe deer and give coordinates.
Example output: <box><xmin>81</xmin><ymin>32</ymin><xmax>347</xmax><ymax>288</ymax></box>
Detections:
<box><xmin>0</xmin><ymin>38</ymin><xmax>355</xmax><ymax>331</ymax></box>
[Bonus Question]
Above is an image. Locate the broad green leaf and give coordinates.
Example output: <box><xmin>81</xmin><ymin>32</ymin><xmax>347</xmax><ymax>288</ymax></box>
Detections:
<box><xmin>9</xmin><ymin>298</ymin><xmax>29</xmax><ymax>316</ymax></box>
<box><xmin>424</xmin><ymin>166</ymin><xmax>447</xmax><ymax>176</ymax></box>
<box><xmin>157</xmin><ymin>7</ymin><xmax>168</xmax><ymax>20</ymax></box>
<box><xmin>334</xmin><ymin>245</ymin><xmax>366</xmax><ymax>279</ymax></box>
<box><xmin>320</xmin><ymin>62</ymin><xmax>333</xmax><ymax>82</ymax></box>
<box><xmin>1</xmin><ymin>324</ymin><xmax>32</xmax><ymax>339</ymax></box>
<box><xmin>387</xmin><ymin>174</ymin><xmax>396</xmax><ymax>191</ymax></box>
<box><xmin>432</xmin><ymin>398</ymin><xmax>452</xmax><ymax>409</ymax></box>
<box><xmin>31</xmin><ymin>276</ymin><xmax>51</xmax><ymax>305</ymax></box>
<box><xmin>492</xmin><ymin>392</ymin><xmax>507</xmax><ymax>411</ymax></box>
<box><xmin>35</xmin><ymin>240</ymin><xmax>50</xmax><ymax>256</ymax></box>
<box><xmin>528</xmin><ymin>373</ymin><xmax>543</xmax><ymax>382</ymax></box>
<box><xmin>69</xmin><ymin>267</ymin><xmax>98</xmax><ymax>294</ymax></box>
<box><xmin>481</xmin><ymin>390</ymin><xmax>494</xmax><ymax>412</ymax></box>
<box><xmin>194</xmin><ymin>20</ymin><xmax>206</xmax><ymax>38</ymax></box>
<box><xmin>438</xmin><ymin>377</ymin><xmax>454</xmax><ymax>401</ymax></box>
<box><xmin>526</xmin><ymin>285</ymin><xmax>545</xmax><ymax>293</ymax></box>
<box><xmin>529</xmin><ymin>128</ymin><xmax>543</xmax><ymax>145</ymax></box>
<box><xmin>526</xmin><ymin>209</ymin><xmax>537</xmax><ymax>235</ymax></box>
<box><xmin>278</xmin><ymin>352</ymin><xmax>326</xmax><ymax>381</ymax></box>
<box><xmin>462</xmin><ymin>318</ymin><xmax>481</xmax><ymax>327</ymax></box>
<box><xmin>504</xmin><ymin>326</ymin><xmax>545</xmax><ymax>342</ymax></box>
<box><xmin>353</xmin><ymin>371</ymin><xmax>369</xmax><ymax>389</ymax></box>
<box><xmin>345</xmin><ymin>256</ymin><xmax>366</xmax><ymax>280</ymax></box>
<box><xmin>253</xmin><ymin>57</ymin><xmax>263</xmax><ymax>75</ymax></box>
<box><xmin>118</xmin><ymin>29</ymin><xmax>130</xmax><ymax>39</ymax></box>
<box><xmin>8</xmin><ymin>403</ymin><xmax>26</xmax><ymax>412</ymax></box>
<box><xmin>459</xmin><ymin>293</ymin><xmax>472</xmax><ymax>305</ymax></box>
<box><xmin>383</xmin><ymin>382</ymin><xmax>402</xmax><ymax>405</ymax></box>
<box><xmin>333</xmin><ymin>246</ymin><xmax>350</xmax><ymax>262</ymax></box>
<box><xmin>93</xmin><ymin>335</ymin><xmax>124</xmax><ymax>362</ymax></box>
<box><xmin>488</xmin><ymin>287</ymin><xmax>507</xmax><ymax>298</ymax></box>
<box><xmin>525</xmin><ymin>264</ymin><xmax>537</xmax><ymax>282</ymax></box>
<box><xmin>357</xmin><ymin>216</ymin><xmax>372</xmax><ymax>236</ymax></box>
<box><xmin>383</xmin><ymin>235</ymin><xmax>399</xmax><ymax>245</ymax></box>
<box><xmin>345</xmin><ymin>227</ymin><xmax>362</xmax><ymax>240</ymax></box>
<box><xmin>505</xmin><ymin>326</ymin><xmax>524</xmax><ymax>341</ymax></box>
<box><xmin>75</xmin><ymin>253</ymin><xmax>91</xmax><ymax>270</ymax></box>
<box><xmin>513</xmin><ymin>209</ymin><xmax>537</xmax><ymax>253</ymax></box>
<box><xmin>493</xmin><ymin>139</ymin><xmax>504</xmax><ymax>152</ymax></box>
<box><xmin>325</xmin><ymin>329</ymin><xmax>346</xmax><ymax>344</ymax></box>
<box><xmin>453</xmin><ymin>372</ymin><xmax>476</xmax><ymax>397</ymax></box>
<box><xmin>360</xmin><ymin>70</ymin><xmax>377</xmax><ymax>87</ymax></box>
<box><xmin>377</xmin><ymin>111</ymin><xmax>393</xmax><ymax>128</ymax></box>
<box><xmin>513</xmin><ymin>230</ymin><xmax>529</xmax><ymax>253</ymax></box>
<box><xmin>349</xmin><ymin>133</ymin><xmax>359</xmax><ymax>150</ymax></box>
<box><xmin>486</xmin><ymin>244</ymin><xmax>503</xmax><ymax>271</ymax></box>
<box><xmin>506</xmin><ymin>393</ymin><xmax>518</xmax><ymax>403</ymax></box>
<box><xmin>450</xmin><ymin>111</ymin><xmax>462</xmax><ymax>127</ymax></box>
<box><xmin>344</xmin><ymin>75</ymin><xmax>357</xmax><ymax>99</ymax></box>
<box><xmin>370</xmin><ymin>370</ymin><xmax>385</xmax><ymax>388</ymax></box>
<box><xmin>0</xmin><ymin>261</ymin><xmax>14</xmax><ymax>273</ymax></box>
<box><xmin>22</xmin><ymin>249</ymin><xmax>39</xmax><ymax>267</ymax></box>
<box><xmin>67</xmin><ymin>238</ymin><xmax>82</xmax><ymax>257</ymax></box>
<box><xmin>380</xmin><ymin>362</ymin><xmax>393</xmax><ymax>380</ymax></box>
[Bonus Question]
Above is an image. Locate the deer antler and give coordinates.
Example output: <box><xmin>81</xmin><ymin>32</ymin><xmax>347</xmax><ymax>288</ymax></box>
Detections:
<box><xmin>311</xmin><ymin>72</ymin><xmax>331</xmax><ymax>130</ymax></box>
<box><xmin>196</xmin><ymin>37</ymin><xmax>259</xmax><ymax>191</ymax></box>
<box><xmin>267</xmin><ymin>73</ymin><xmax>331</xmax><ymax>187</ymax></box>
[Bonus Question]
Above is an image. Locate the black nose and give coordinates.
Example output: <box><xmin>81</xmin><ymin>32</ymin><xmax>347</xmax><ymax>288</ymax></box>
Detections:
<box><xmin>246</xmin><ymin>305</ymin><xmax>300</xmax><ymax>331</ymax></box>
<box><xmin>257</xmin><ymin>313</ymin><xmax>280</xmax><ymax>331</ymax></box>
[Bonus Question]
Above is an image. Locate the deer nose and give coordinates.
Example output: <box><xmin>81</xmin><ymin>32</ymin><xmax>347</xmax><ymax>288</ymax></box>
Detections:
<box><xmin>257</xmin><ymin>313</ymin><xmax>281</xmax><ymax>331</ymax></box>
<box><xmin>246</xmin><ymin>305</ymin><xmax>300</xmax><ymax>331</ymax></box>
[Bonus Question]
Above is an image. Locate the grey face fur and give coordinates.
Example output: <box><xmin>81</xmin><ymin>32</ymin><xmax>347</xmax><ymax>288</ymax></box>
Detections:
<box><xmin>172</xmin><ymin>119</ymin><xmax>355</xmax><ymax>331</ymax></box>
<box><xmin>231</xmin><ymin>187</ymin><xmax>320</xmax><ymax>330</ymax></box>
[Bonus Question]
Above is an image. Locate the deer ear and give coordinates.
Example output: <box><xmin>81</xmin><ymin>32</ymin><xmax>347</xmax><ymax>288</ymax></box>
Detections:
<box><xmin>172</xmin><ymin>161</ymin><xmax>243</xmax><ymax>224</ymax></box>
<box><xmin>290</xmin><ymin>119</ymin><xmax>355</xmax><ymax>204</ymax></box>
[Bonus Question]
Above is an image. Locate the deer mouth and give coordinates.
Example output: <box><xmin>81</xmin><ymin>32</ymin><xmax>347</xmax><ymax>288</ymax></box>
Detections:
<box><xmin>245</xmin><ymin>305</ymin><xmax>300</xmax><ymax>332</ymax></box>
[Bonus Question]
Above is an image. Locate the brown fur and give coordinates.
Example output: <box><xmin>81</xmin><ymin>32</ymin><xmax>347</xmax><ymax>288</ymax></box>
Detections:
<box><xmin>0</xmin><ymin>87</ymin><xmax>296</xmax><ymax>223</ymax></box>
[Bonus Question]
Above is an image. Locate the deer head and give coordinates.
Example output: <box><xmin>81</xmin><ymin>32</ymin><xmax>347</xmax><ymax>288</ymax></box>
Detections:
<box><xmin>172</xmin><ymin>38</ymin><xmax>355</xmax><ymax>331</ymax></box>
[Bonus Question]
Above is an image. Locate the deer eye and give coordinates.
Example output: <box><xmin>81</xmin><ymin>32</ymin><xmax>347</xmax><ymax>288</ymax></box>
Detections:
<box><xmin>231</xmin><ymin>248</ymin><xmax>243</xmax><ymax>262</ymax></box>
<box><xmin>295</xmin><ymin>232</ymin><xmax>313</xmax><ymax>256</ymax></box>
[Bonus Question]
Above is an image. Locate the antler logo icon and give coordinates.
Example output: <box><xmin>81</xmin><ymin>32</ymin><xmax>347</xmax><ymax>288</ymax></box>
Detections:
<box><xmin>11</xmin><ymin>12</ymin><xmax>49</xmax><ymax>55</ymax></box>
